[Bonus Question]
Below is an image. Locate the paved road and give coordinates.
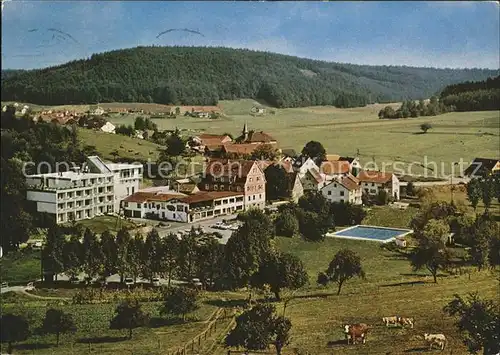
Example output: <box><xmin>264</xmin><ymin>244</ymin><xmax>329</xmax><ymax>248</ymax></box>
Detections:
<box><xmin>399</xmin><ymin>177</ymin><xmax>470</xmax><ymax>187</ymax></box>
<box><xmin>0</xmin><ymin>285</ymin><xmax>28</xmax><ymax>294</ymax></box>
<box><xmin>132</xmin><ymin>213</ymin><xmax>239</xmax><ymax>245</ymax></box>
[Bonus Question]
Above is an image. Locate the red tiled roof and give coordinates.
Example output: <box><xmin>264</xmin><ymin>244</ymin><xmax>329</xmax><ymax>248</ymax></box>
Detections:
<box><xmin>338</xmin><ymin>175</ymin><xmax>360</xmax><ymax>191</ymax></box>
<box><xmin>198</xmin><ymin>134</ymin><xmax>232</xmax><ymax>146</ymax></box>
<box><xmin>123</xmin><ymin>192</ymin><xmax>156</xmax><ymax>203</ymax></box>
<box><xmin>180</xmin><ymin>191</ymin><xmax>243</xmax><ymax>204</ymax></box>
<box><xmin>222</xmin><ymin>144</ymin><xmax>261</xmax><ymax>155</ymax></box>
<box><xmin>358</xmin><ymin>170</ymin><xmax>393</xmax><ymax>183</ymax></box>
<box><xmin>320</xmin><ymin>160</ymin><xmax>351</xmax><ymax>175</ymax></box>
<box><xmin>123</xmin><ymin>192</ymin><xmax>186</xmax><ymax>203</ymax></box>
<box><xmin>306</xmin><ymin>168</ymin><xmax>324</xmax><ymax>184</ymax></box>
<box><xmin>205</xmin><ymin>159</ymin><xmax>257</xmax><ymax>178</ymax></box>
<box><xmin>148</xmin><ymin>194</ymin><xmax>186</xmax><ymax>202</ymax></box>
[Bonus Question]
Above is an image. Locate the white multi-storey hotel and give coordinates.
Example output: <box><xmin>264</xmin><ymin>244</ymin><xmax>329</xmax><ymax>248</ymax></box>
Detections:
<box><xmin>26</xmin><ymin>156</ymin><xmax>142</xmax><ymax>224</ymax></box>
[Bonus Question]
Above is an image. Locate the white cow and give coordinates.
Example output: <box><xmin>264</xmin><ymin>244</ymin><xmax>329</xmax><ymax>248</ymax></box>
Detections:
<box><xmin>424</xmin><ymin>333</ymin><xmax>446</xmax><ymax>351</ymax></box>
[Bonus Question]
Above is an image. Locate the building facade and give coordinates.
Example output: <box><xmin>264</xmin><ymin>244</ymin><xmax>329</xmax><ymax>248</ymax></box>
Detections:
<box><xmin>199</xmin><ymin>159</ymin><xmax>266</xmax><ymax>210</ymax></box>
<box><xmin>121</xmin><ymin>191</ymin><xmax>244</xmax><ymax>223</ymax></box>
<box><xmin>357</xmin><ymin>170</ymin><xmax>400</xmax><ymax>201</ymax></box>
<box><xmin>321</xmin><ymin>174</ymin><xmax>362</xmax><ymax>205</ymax></box>
<box><xmin>26</xmin><ymin>156</ymin><xmax>142</xmax><ymax>224</ymax></box>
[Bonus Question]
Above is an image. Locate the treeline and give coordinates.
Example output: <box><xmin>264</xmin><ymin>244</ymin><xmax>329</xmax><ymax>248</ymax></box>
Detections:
<box><xmin>1</xmin><ymin>105</ymin><xmax>97</xmax><ymax>252</ymax></box>
<box><xmin>440</xmin><ymin>75</ymin><xmax>500</xmax><ymax>112</ymax></box>
<box><xmin>378</xmin><ymin>96</ymin><xmax>451</xmax><ymax>119</ymax></box>
<box><xmin>1</xmin><ymin>46</ymin><xmax>497</xmax><ymax>108</ymax></box>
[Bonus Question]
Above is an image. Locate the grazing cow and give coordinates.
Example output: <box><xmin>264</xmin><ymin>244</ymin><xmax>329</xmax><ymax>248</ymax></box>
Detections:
<box><xmin>424</xmin><ymin>333</ymin><xmax>446</xmax><ymax>351</ymax></box>
<box><xmin>398</xmin><ymin>317</ymin><xmax>415</xmax><ymax>329</ymax></box>
<box><xmin>382</xmin><ymin>316</ymin><xmax>399</xmax><ymax>327</ymax></box>
<box><xmin>344</xmin><ymin>323</ymin><xmax>369</xmax><ymax>345</ymax></box>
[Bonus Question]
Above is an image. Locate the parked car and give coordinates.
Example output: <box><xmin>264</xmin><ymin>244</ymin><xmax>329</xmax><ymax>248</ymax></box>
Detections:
<box><xmin>124</xmin><ymin>278</ymin><xmax>134</xmax><ymax>287</ymax></box>
<box><xmin>190</xmin><ymin>278</ymin><xmax>202</xmax><ymax>287</ymax></box>
<box><xmin>1</xmin><ymin>282</ymin><xmax>8</xmax><ymax>289</ymax></box>
<box><xmin>151</xmin><ymin>278</ymin><xmax>161</xmax><ymax>287</ymax></box>
<box><xmin>69</xmin><ymin>277</ymin><xmax>79</xmax><ymax>284</ymax></box>
<box><xmin>228</xmin><ymin>224</ymin><xmax>239</xmax><ymax>231</ymax></box>
<box><xmin>25</xmin><ymin>282</ymin><xmax>35</xmax><ymax>291</ymax></box>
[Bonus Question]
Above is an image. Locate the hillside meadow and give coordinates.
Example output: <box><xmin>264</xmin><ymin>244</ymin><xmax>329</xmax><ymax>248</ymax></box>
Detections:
<box><xmin>105</xmin><ymin>99</ymin><xmax>498</xmax><ymax>176</ymax></box>
<box><xmin>2</xmin><ymin>231</ymin><xmax>498</xmax><ymax>354</ymax></box>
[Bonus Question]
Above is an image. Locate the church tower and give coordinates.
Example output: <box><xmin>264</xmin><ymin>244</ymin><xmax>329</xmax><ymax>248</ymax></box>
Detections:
<box><xmin>242</xmin><ymin>122</ymin><xmax>249</xmax><ymax>141</ymax></box>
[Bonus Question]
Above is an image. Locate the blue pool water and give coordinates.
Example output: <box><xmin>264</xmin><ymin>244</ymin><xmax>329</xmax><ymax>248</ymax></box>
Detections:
<box><xmin>333</xmin><ymin>225</ymin><xmax>411</xmax><ymax>242</ymax></box>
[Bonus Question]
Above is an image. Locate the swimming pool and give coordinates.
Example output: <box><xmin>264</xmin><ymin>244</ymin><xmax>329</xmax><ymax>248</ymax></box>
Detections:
<box><xmin>329</xmin><ymin>225</ymin><xmax>413</xmax><ymax>243</ymax></box>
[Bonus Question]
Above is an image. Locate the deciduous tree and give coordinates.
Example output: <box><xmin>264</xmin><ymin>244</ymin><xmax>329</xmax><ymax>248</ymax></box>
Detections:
<box><xmin>225</xmin><ymin>303</ymin><xmax>292</xmax><ymax>355</ymax></box>
<box><xmin>40</xmin><ymin>309</ymin><xmax>77</xmax><ymax>346</ymax></box>
<box><xmin>250</xmin><ymin>252</ymin><xmax>308</xmax><ymax>300</ymax></box>
<box><xmin>444</xmin><ymin>293</ymin><xmax>500</xmax><ymax>355</ymax></box>
<box><xmin>160</xmin><ymin>287</ymin><xmax>199</xmax><ymax>321</ymax></box>
<box><xmin>0</xmin><ymin>313</ymin><xmax>30</xmax><ymax>353</ymax></box>
<box><xmin>109</xmin><ymin>299</ymin><xmax>149</xmax><ymax>339</ymax></box>
<box><xmin>466</xmin><ymin>178</ymin><xmax>482</xmax><ymax>211</ymax></box>
<box><xmin>317</xmin><ymin>248</ymin><xmax>365</xmax><ymax>295</ymax></box>
<box><xmin>410</xmin><ymin>219</ymin><xmax>451</xmax><ymax>283</ymax></box>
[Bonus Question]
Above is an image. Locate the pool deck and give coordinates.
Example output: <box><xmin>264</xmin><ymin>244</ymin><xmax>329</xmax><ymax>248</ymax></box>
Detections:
<box><xmin>326</xmin><ymin>224</ymin><xmax>414</xmax><ymax>243</ymax></box>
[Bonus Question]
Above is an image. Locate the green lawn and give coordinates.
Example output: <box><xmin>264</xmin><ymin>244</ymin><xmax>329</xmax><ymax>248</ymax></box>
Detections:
<box><xmin>363</xmin><ymin>206</ymin><xmax>419</xmax><ymax>229</ymax></box>
<box><xmin>0</xmin><ymin>249</ymin><xmax>41</xmax><ymax>283</ymax></box>
<box><xmin>0</xmin><ymin>298</ymin><xmax>220</xmax><ymax>355</ymax></box>
<box><xmin>78</xmin><ymin>128</ymin><xmax>162</xmax><ymax>162</ymax></box>
<box><xmin>74</xmin><ymin>216</ymin><xmax>137</xmax><ymax>234</ymax></box>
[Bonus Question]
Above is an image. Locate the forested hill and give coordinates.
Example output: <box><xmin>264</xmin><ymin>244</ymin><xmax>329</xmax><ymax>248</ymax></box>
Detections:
<box><xmin>440</xmin><ymin>75</ymin><xmax>500</xmax><ymax>111</ymax></box>
<box><xmin>1</xmin><ymin>46</ymin><xmax>498</xmax><ymax>108</ymax></box>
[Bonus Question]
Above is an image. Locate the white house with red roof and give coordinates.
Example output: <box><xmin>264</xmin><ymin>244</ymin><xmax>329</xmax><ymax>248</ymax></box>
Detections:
<box><xmin>357</xmin><ymin>170</ymin><xmax>400</xmax><ymax>200</ymax></box>
<box><xmin>321</xmin><ymin>174</ymin><xmax>362</xmax><ymax>204</ymax></box>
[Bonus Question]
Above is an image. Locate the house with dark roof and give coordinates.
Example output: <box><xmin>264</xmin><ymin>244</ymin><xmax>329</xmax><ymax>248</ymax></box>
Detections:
<box><xmin>321</xmin><ymin>174</ymin><xmax>362</xmax><ymax>205</ymax></box>
<box><xmin>199</xmin><ymin>159</ymin><xmax>266</xmax><ymax>210</ymax></box>
<box><xmin>301</xmin><ymin>167</ymin><xmax>325</xmax><ymax>192</ymax></box>
<box><xmin>236</xmin><ymin>123</ymin><xmax>277</xmax><ymax>145</ymax></box>
<box><xmin>358</xmin><ymin>170</ymin><xmax>400</xmax><ymax>200</ymax></box>
<box><xmin>464</xmin><ymin>158</ymin><xmax>500</xmax><ymax>177</ymax></box>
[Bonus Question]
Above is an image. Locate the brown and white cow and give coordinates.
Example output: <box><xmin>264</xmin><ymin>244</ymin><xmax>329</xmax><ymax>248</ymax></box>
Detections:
<box><xmin>398</xmin><ymin>317</ymin><xmax>415</xmax><ymax>329</ymax></box>
<box><xmin>343</xmin><ymin>323</ymin><xmax>369</xmax><ymax>345</ymax></box>
<box><xmin>382</xmin><ymin>316</ymin><xmax>399</xmax><ymax>327</ymax></box>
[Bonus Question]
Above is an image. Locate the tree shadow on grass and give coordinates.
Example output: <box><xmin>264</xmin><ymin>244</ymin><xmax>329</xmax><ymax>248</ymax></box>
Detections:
<box><xmin>76</xmin><ymin>336</ymin><xmax>128</xmax><ymax>344</ymax></box>
<box><xmin>404</xmin><ymin>346</ymin><xmax>429</xmax><ymax>352</ymax></box>
<box><xmin>204</xmin><ymin>298</ymin><xmax>248</xmax><ymax>308</ymax></box>
<box><xmin>149</xmin><ymin>316</ymin><xmax>188</xmax><ymax>328</ymax></box>
<box><xmin>15</xmin><ymin>343</ymin><xmax>53</xmax><ymax>351</ymax></box>
<box><xmin>380</xmin><ymin>280</ymin><xmax>426</xmax><ymax>288</ymax></box>
<box><xmin>399</xmin><ymin>273</ymin><xmax>450</xmax><ymax>279</ymax></box>
<box><xmin>326</xmin><ymin>339</ymin><xmax>347</xmax><ymax>347</ymax></box>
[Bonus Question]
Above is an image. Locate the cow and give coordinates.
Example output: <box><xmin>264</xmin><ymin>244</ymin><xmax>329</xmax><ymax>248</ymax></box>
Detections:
<box><xmin>424</xmin><ymin>333</ymin><xmax>446</xmax><ymax>351</ymax></box>
<box><xmin>398</xmin><ymin>317</ymin><xmax>415</xmax><ymax>329</ymax></box>
<box><xmin>382</xmin><ymin>316</ymin><xmax>399</xmax><ymax>327</ymax></box>
<box><xmin>344</xmin><ymin>323</ymin><xmax>369</xmax><ymax>345</ymax></box>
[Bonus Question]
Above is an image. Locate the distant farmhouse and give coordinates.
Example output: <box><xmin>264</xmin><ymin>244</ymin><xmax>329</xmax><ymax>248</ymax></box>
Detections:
<box><xmin>464</xmin><ymin>158</ymin><xmax>500</xmax><ymax>177</ymax></box>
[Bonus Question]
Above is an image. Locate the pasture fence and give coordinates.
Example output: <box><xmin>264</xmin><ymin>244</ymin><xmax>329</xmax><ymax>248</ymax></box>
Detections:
<box><xmin>164</xmin><ymin>307</ymin><xmax>236</xmax><ymax>355</ymax></box>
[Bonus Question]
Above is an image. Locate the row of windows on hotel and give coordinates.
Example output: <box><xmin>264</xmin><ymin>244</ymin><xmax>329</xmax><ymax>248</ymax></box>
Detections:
<box><xmin>204</xmin><ymin>184</ymin><xmax>263</xmax><ymax>192</ymax></box>
<box><xmin>57</xmin><ymin>186</ymin><xmax>114</xmax><ymax>200</ymax></box>
<box><xmin>57</xmin><ymin>196</ymin><xmax>113</xmax><ymax>210</ymax></box>
<box><xmin>123</xmin><ymin>196</ymin><xmax>246</xmax><ymax>210</ymax></box>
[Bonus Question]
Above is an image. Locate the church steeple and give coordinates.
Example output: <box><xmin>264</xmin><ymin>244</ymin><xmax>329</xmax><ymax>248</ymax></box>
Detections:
<box><xmin>242</xmin><ymin>122</ymin><xmax>249</xmax><ymax>141</ymax></box>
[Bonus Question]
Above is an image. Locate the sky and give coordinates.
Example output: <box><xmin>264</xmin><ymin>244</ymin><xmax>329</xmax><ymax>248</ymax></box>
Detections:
<box><xmin>1</xmin><ymin>1</ymin><xmax>499</xmax><ymax>70</ymax></box>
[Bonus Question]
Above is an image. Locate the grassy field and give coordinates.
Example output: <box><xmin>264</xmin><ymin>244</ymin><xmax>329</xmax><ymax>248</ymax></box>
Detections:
<box><xmin>74</xmin><ymin>215</ymin><xmax>138</xmax><ymax>234</ymax></box>
<box><xmin>2</xmin><ymin>232</ymin><xmax>498</xmax><ymax>354</ymax></box>
<box><xmin>78</xmin><ymin>128</ymin><xmax>162</xmax><ymax>162</ymax></box>
<box><xmin>0</xmin><ymin>297</ymin><xmax>221</xmax><ymax>355</ymax></box>
<box><xmin>0</xmin><ymin>249</ymin><xmax>41</xmax><ymax>283</ymax></box>
<box><xmin>103</xmin><ymin>99</ymin><xmax>499</xmax><ymax>176</ymax></box>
